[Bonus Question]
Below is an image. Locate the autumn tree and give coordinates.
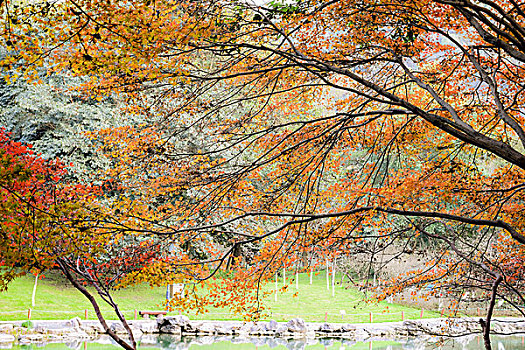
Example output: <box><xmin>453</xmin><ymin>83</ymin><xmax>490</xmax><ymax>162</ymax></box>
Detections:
<box><xmin>0</xmin><ymin>128</ymin><xmax>176</xmax><ymax>350</ymax></box>
<box><xmin>3</xmin><ymin>1</ymin><xmax>525</xmax><ymax>349</ymax></box>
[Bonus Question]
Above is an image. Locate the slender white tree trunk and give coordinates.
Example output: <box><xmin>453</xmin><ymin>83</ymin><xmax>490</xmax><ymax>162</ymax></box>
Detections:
<box><xmin>326</xmin><ymin>258</ymin><xmax>330</xmax><ymax>290</ymax></box>
<box><xmin>275</xmin><ymin>274</ymin><xmax>278</xmax><ymax>302</ymax></box>
<box><xmin>332</xmin><ymin>263</ymin><xmax>335</xmax><ymax>297</ymax></box>
<box><xmin>31</xmin><ymin>273</ymin><xmax>38</xmax><ymax>307</ymax></box>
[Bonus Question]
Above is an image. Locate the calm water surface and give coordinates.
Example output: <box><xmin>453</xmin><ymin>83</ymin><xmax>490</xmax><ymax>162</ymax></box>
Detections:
<box><xmin>8</xmin><ymin>335</ymin><xmax>525</xmax><ymax>350</ymax></box>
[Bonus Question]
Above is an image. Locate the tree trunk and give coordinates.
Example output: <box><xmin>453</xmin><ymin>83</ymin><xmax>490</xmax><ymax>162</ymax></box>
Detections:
<box><xmin>31</xmin><ymin>273</ymin><xmax>38</xmax><ymax>307</ymax></box>
<box><xmin>57</xmin><ymin>260</ymin><xmax>136</xmax><ymax>350</ymax></box>
<box><xmin>480</xmin><ymin>275</ymin><xmax>503</xmax><ymax>350</ymax></box>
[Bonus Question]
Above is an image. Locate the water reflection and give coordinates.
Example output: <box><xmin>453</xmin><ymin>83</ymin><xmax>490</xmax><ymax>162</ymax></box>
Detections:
<box><xmin>7</xmin><ymin>335</ymin><xmax>525</xmax><ymax>350</ymax></box>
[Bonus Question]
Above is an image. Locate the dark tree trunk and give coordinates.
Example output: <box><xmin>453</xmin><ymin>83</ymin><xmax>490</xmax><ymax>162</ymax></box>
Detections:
<box><xmin>480</xmin><ymin>275</ymin><xmax>503</xmax><ymax>350</ymax></box>
<box><xmin>57</xmin><ymin>259</ymin><xmax>136</xmax><ymax>350</ymax></box>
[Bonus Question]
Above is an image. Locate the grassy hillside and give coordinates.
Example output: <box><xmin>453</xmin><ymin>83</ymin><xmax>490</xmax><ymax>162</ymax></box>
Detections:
<box><xmin>0</xmin><ymin>271</ymin><xmax>439</xmax><ymax>323</ymax></box>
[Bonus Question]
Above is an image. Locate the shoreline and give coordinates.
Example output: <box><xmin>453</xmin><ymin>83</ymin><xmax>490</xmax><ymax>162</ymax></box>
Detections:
<box><xmin>1</xmin><ymin>316</ymin><xmax>525</xmax><ymax>346</ymax></box>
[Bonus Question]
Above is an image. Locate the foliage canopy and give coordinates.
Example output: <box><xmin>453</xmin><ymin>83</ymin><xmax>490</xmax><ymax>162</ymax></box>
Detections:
<box><xmin>2</xmin><ymin>0</ymin><xmax>525</xmax><ymax>349</ymax></box>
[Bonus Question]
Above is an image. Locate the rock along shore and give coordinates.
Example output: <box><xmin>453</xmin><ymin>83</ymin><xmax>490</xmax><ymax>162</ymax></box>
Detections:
<box><xmin>1</xmin><ymin>316</ymin><xmax>525</xmax><ymax>346</ymax></box>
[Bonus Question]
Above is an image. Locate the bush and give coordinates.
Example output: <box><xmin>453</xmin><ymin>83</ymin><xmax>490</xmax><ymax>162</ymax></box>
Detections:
<box><xmin>21</xmin><ymin>321</ymin><xmax>33</xmax><ymax>329</ymax></box>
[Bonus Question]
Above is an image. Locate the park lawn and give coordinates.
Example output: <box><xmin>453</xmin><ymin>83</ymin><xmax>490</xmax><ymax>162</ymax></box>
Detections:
<box><xmin>0</xmin><ymin>274</ymin><xmax>167</xmax><ymax>321</ymax></box>
<box><xmin>187</xmin><ymin>271</ymin><xmax>439</xmax><ymax>323</ymax></box>
<box><xmin>0</xmin><ymin>271</ymin><xmax>439</xmax><ymax>323</ymax></box>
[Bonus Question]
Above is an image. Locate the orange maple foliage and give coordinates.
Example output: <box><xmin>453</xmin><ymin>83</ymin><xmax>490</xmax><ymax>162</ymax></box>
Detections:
<box><xmin>3</xmin><ymin>1</ymin><xmax>525</xmax><ymax>348</ymax></box>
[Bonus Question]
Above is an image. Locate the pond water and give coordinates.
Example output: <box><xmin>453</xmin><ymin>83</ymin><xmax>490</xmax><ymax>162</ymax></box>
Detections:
<box><xmin>7</xmin><ymin>335</ymin><xmax>525</xmax><ymax>350</ymax></box>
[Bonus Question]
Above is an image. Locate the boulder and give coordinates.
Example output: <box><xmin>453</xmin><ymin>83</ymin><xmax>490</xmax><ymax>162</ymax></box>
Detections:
<box><xmin>274</xmin><ymin>325</ymin><xmax>288</xmax><ymax>337</ymax></box>
<box><xmin>264</xmin><ymin>320</ymin><xmax>278</xmax><ymax>331</ymax></box>
<box><xmin>341</xmin><ymin>324</ymin><xmax>356</xmax><ymax>332</ymax></box>
<box><xmin>18</xmin><ymin>334</ymin><xmax>45</xmax><ymax>342</ymax></box>
<box><xmin>172</xmin><ymin>315</ymin><xmax>190</xmax><ymax>327</ymax></box>
<box><xmin>240</xmin><ymin>322</ymin><xmax>262</xmax><ymax>335</ymax></box>
<box><xmin>67</xmin><ymin>330</ymin><xmax>91</xmax><ymax>340</ymax></box>
<box><xmin>0</xmin><ymin>334</ymin><xmax>15</xmax><ymax>343</ymax></box>
<box><xmin>159</xmin><ymin>323</ymin><xmax>182</xmax><ymax>336</ymax></box>
<box><xmin>157</xmin><ymin>315</ymin><xmax>190</xmax><ymax>332</ymax></box>
<box><xmin>352</xmin><ymin>327</ymin><xmax>371</xmax><ymax>341</ymax></box>
<box><xmin>109</xmin><ymin>322</ymin><xmax>128</xmax><ymax>334</ymax></box>
<box><xmin>33</xmin><ymin>325</ymin><xmax>47</xmax><ymax>334</ymax></box>
<box><xmin>196</xmin><ymin>323</ymin><xmax>216</xmax><ymax>334</ymax></box>
<box><xmin>108</xmin><ymin>322</ymin><xmax>142</xmax><ymax>340</ymax></box>
<box><xmin>138</xmin><ymin>321</ymin><xmax>158</xmax><ymax>334</ymax></box>
<box><xmin>286</xmin><ymin>318</ymin><xmax>307</xmax><ymax>333</ymax></box>
<box><xmin>214</xmin><ymin>323</ymin><xmax>233</xmax><ymax>335</ymax></box>
<box><xmin>67</xmin><ymin>317</ymin><xmax>82</xmax><ymax>330</ymax></box>
<box><xmin>402</xmin><ymin>320</ymin><xmax>424</xmax><ymax>336</ymax></box>
<box><xmin>80</xmin><ymin>323</ymin><xmax>104</xmax><ymax>335</ymax></box>
<box><xmin>46</xmin><ymin>334</ymin><xmax>65</xmax><ymax>341</ymax></box>
<box><xmin>318</xmin><ymin>323</ymin><xmax>333</xmax><ymax>332</ymax></box>
<box><xmin>157</xmin><ymin>315</ymin><xmax>190</xmax><ymax>335</ymax></box>
<box><xmin>0</xmin><ymin>325</ymin><xmax>13</xmax><ymax>333</ymax></box>
<box><xmin>237</xmin><ymin>330</ymin><xmax>249</xmax><ymax>338</ymax></box>
<box><xmin>47</xmin><ymin>328</ymin><xmax>69</xmax><ymax>335</ymax></box>
<box><xmin>17</xmin><ymin>338</ymin><xmax>31</xmax><ymax>345</ymax></box>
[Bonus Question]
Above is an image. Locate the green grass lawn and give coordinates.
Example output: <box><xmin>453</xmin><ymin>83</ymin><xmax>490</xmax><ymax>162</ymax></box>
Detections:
<box><xmin>0</xmin><ymin>273</ymin><xmax>168</xmax><ymax>321</ymax></box>
<box><xmin>0</xmin><ymin>271</ymin><xmax>439</xmax><ymax>323</ymax></box>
